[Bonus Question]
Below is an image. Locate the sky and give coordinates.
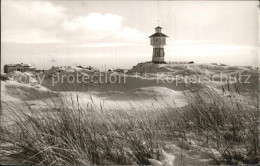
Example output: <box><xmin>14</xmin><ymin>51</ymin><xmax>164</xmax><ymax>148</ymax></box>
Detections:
<box><xmin>1</xmin><ymin>0</ymin><xmax>259</xmax><ymax>70</ymax></box>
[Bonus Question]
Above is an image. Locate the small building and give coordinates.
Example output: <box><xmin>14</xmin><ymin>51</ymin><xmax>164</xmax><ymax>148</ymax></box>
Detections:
<box><xmin>4</xmin><ymin>63</ymin><xmax>36</xmax><ymax>73</ymax></box>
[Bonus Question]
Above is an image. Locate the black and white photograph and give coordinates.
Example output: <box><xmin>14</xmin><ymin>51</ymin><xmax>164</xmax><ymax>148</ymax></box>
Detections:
<box><xmin>0</xmin><ymin>0</ymin><xmax>259</xmax><ymax>165</ymax></box>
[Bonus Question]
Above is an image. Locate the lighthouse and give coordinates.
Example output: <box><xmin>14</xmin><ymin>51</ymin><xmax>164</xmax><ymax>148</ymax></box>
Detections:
<box><xmin>149</xmin><ymin>26</ymin><xmax>168</xmax><ymax>64</ymax></box>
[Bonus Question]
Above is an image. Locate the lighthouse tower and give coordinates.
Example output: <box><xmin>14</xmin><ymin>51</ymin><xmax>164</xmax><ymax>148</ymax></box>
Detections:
<box><xmin>149</xmin><ymin>26</ymin><xmax>168</xmax><ymax>64</ymax></box>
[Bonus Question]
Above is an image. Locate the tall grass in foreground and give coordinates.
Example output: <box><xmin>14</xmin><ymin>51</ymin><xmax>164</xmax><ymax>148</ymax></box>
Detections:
<box><xmin>1</xmin><ymin>84</ymin><xmax>259</xmax><ymax>165</ymax></box>
<box><xmin>1</xmin><ymin>96</ymin><xmax>163</xmax><ymax>165</ymax></box>
<box><xmin>158</xmin><ymin>85</ymin><xmax>259</xmax><ymax>164</ymax></box>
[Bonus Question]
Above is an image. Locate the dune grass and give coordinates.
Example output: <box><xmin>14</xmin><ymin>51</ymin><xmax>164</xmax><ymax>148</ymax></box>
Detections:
<box><xmin>158</xmin><ymin>84</ymin><xmax>259</xmax><ymax>164</ymax></box>
<box><xmin>0</xmin><ymin>83</ymin><xmax>259</xmax><ymax>165</ymax></box>
<box><xmin>1</xmin><ymin>95</ymin><xmax>163</xmax><ymax>165</ymax></box>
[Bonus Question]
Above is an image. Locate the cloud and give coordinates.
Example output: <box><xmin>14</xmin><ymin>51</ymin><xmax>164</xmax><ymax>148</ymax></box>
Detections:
<box><xmin>2</xmin><ymin>1</ymin><xmax>66</xmax><ymax>30</ymax></box>
<box><xmin>63</xmin><ymin>12</ymin><xmax>147</xmax><ymax>41</ymax></box>
<box><xmin>116</xmin><ymin>27</ymin><xmax>147</xmax><ymax>41</ymax></box>
<box><xmin>63</xmin><ymin>13</ymin><xmax>148</xmax><ymax>42</ymax></box>
<box><xmin>2</xmin><ymin>1</ymin><xmax>147</xmax><ymax>45</ymax></box>
<box><xmin>2</xmin><ymin>1</ymin><xmax>66</xmax><ymax>43</ymax></box>
<box><xmin>63</xmin><ymin>13</ymin><xmax>123</xmax><ymax>32</ymax></box>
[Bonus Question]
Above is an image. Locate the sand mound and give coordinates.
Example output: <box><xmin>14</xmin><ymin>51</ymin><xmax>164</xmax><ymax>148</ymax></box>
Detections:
<box><xmin>128</xmin><ymin>62</ymin><xmax>252</xmax><ymax>76</ymax></box>
<box><xmin>2</xmin><ymin>80</ymin><xmax>56</xmax><ymax>101</ymax></box>
<box><xmin>4</xmin><ymin>71</ymin><xmax>38</xmax><ymax>85</ymax></box>
<box><xmin>42</xmin><ymin>66</ymin><xmax>98</xmax><ymax>78</ymax></box>
<box><xmin>58</xmin><ymin>86</ymin><xmax>187</xmax><ymax>112</ymax></box>
<box><xmin>2</xmin><ymin>71</ymin><xmax>53</xmax><ymax>91</ymax></box>
<box><xmin>129</xmin><ymin>86</ymin><xmax>183</xmax><ymax>99</ymax></box>
<box><xmin>127</xmin><ymin>62</ymin><xmax>205</xmax><ymax>75</ymax></box>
